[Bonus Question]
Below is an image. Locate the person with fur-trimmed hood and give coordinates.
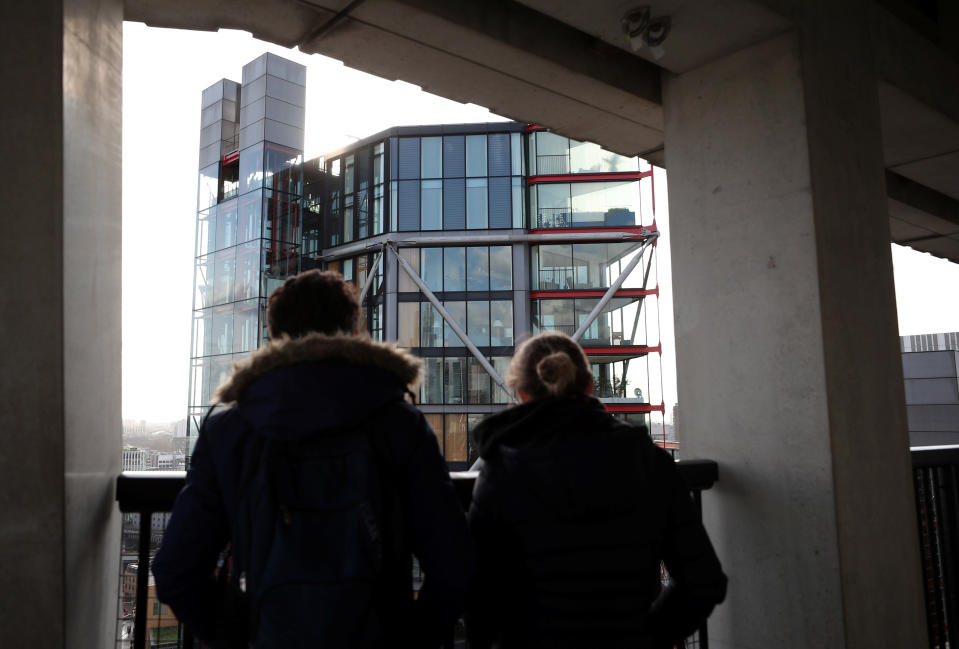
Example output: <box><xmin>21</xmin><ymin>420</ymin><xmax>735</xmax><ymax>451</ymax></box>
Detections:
<box><xmin>153</xmin><ymin>269</ymin><xmax>474</xmax><ymax>648</ymax></box>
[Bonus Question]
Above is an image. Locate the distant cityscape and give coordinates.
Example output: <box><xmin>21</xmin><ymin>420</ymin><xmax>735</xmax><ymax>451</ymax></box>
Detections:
<box><xmin>122</xmin><ymin>417</ymin><xmax>190</xmax><ymax>471</ymax></box>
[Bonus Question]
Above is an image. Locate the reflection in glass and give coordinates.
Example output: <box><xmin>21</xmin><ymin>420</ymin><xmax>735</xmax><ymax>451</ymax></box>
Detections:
<box><xmin>420</xmin><ymin>303</ymin><xmax>443</xmax><ymax>347</ymax></box>
<box><xmin>466</xmin><ymin>135</ymin><xmax>487</xmax><ymax>177</ymax></box>
<box><xmin>489</xmin><ymin>246</ymin><xmax>512</xmax><ymax>290</ymax></box>
<box><xmin>444</xmin><ymin>358</ymin><xmax>467</xmax><ymax>405</ymax></box>
<box><xmin>196</xmin><ymin>208</ymin><xmax>215</xmax><ymax>256</ymax></box>
<box><xmin>195</xmin><ymin>255</ymin><xmax>214</xmax><ymax>309</ymax></box>
<box><xmin>467</xmin><ymin>301</ymin><xmax>490</xmax><ymax>346</ymax></box>
<box><xmin>466</xmin><ymin>179</ymin><xmax>488</xmax><ymax>229</ymax></box>
<box><xmin>443</xmin><ymin>301</ymin><xmax>466</xmax><ymax>347</ymax></box>
<box><xmin>490</xmin><ymin>301</ymin><xmax>513</xmax><ymax>346</ymax></box>
<box><xmin>421</xmin><ymin>180</ymin><xmax>442</xmax><ymax>230</ymax></box>
<box><xmin>421</xmin><ymin>248</ymin><xmax>443</xmax><ymax>293</ymax></box>
<box><xmin>422</xmin><ymin>359</ymin><xmax>443</xmax><ymax>404</ymax></box>
<box><xmin>212</xmin><ymin>304</ymin><xmax>234</xmax><ymax>355</ymax></box>
<box><xmin>467</xmin><ymin>248</ymin><xmax>488</xmax><ymax>291</ymax></box>
<box><xmin>397</xmin><ymin>302</ymin><xmax>420</xmax><ymax>347</ymax></box>
<box><xmin>213</xmin><ymin>248</ymin><xmax>235</xmax><ymax>305</ymax></box>
<box><xmin>237</xmin><ymin>192</ymin><xmax>261</xmax><ymax>244</ymax></box>
<box><xmin>398</xmin><ymin>248</ymin><xmax>419</xmax><ymax>293</ymax></box>
<box><xmin>492</xmin><ymin>356</ymin><xmax>512</xmax><ymax>403</ymax></box>
<box><xmin>444</xmin><ymin>247</ymin><xmax>465</xmax><ymax>292</ymax></box>
<box><xmin>238</xmin><ymin>144</ymin><xmax>263</xmax><ymax>195</ymax></box>
<box><xmin>511</xmin><ymin>132</ymin><xmax>523</xmax><ymax>176</ymax></box>
<box><xmin>468</xmin><ymin>357</ymin><xmax>491</xmax><ymax>404</ymax></box>
<box><xmin>534</xmin><ymin>132</ymin><xmax>569</xmax><ymax>175</ymax></box>
<box><xmin>234</xmin><ymin>241</ymin><xmax>260</xmax><ymax>301</ymax></box>
<box><xmin>215</xmin><ymin>199</ymin><xmax>237</xmax><ymax>250</ymax></box>
<box><xmin>234</xmin><ymin>299</ymin><xmax>259</xmax><ymax>353</ymax></box>
<box><xmin>191</xmin><ymin>358</ymin><xmax>212</xmax><ymax>407</ymax></box>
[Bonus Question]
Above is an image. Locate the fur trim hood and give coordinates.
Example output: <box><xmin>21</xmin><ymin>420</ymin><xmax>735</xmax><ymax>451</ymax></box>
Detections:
<box><xmin>215</xmin><ymin>332</ymin><xmax>422</xmax><ymax>405</ymax></box>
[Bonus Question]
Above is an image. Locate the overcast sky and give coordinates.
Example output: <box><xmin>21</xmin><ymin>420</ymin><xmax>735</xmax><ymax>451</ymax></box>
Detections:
<box><xmin>122</xmin><ymin>23</ymin><xmax>959</xmax><ymax>423</ymax></box>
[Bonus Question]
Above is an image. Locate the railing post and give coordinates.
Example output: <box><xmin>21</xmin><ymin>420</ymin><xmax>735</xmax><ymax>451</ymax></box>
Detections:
<box><xmin>134</xmin><ymin>510</ymin><xmax>152</xmax><ymax>649</ymax></box>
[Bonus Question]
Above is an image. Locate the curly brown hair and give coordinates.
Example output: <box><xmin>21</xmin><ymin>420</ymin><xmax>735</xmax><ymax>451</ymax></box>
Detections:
<box><xmin>267</xmin><ymin>269</ymin><xmax>360</xmax><ymax>339</ymax></box>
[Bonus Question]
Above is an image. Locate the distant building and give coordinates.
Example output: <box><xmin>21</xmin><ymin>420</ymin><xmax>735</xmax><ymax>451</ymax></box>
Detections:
<box><xmin>121</xmin><ymin>447</ymin><xmax>147</xmax><ymax>471</ymax></box>
<box><xmin>901</xmin><ymin>332</ymin><xmax>959</xmax><ymax>446</ymax></box>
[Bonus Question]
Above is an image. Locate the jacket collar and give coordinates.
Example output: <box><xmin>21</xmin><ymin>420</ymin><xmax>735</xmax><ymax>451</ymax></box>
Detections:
<box><xmin>214</xmin><ymin>332</ymin><xmax>422</xmax><ymax>404</ymax></box>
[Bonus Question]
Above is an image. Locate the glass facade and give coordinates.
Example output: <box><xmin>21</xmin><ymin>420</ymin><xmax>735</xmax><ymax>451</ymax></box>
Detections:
<box><xmin>189</xmin><ymin>114</ymin><xmax>664</xmax><ymax>460</ymax></box>
<box><xmin>189</xmin><ymin>125</ymin><xmax>303</xmax><ymax>434</ymax></box>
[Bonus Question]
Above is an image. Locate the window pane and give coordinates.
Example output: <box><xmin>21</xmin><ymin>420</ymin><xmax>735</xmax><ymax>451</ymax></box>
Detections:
<box><xmin>421</xmin><ymin>180</ymin><xmax>442</xmax><ymax>230</ymax></box>
<box><xmin>535</xmin><ymin>132</ymin><xmax>569</xmax><ymax>174</ymax></box>
<box><xmin>344</xmin><ymin>154</ymin><xmax>355</xmax><ymax>192</ymax></box>
<box><xmin>468</xmin><ymin>356</ymin><xmax>492</xmax><ymax>404</ymax></box>
<box><xmin>489</xmin><ymin>246</ymin><xmax>512</xmax><ymax>290</ymax></box>
<box><xmin>467</xmin><ymin>300</ymin><xmax>490</xmax><ymax>347</ymax></box>
<box><xmin>535</xmin><ymin>183</ymin><xmax>571</xmax><ymax>229</ymax></box>
<box><xmin>237</xmin><ymin>192</ymin><xmax>261</xmax><ymax>244</ymax></box>
<box><xmin>214</xmin><ymin>199</ymin><xmax>237</xmax><ymax>251</ymax></box>
<box><xmin>196</xmin><ymin>208</ymin><xmax>215</xmax><ymax>257</ymax></box>
<box><xmin>212</xmin><ymin>304</ymin><xmax>234</xmax><ymax>355</ymax></box>
<box><xmin>398</xmin><ymin>247</ymin><xmax>420</xmax><ymax>293</ymax></box>
<box><xmin>512</xmin><ymin>177</ymin><xmax>524</xmax><ymax>228</ymax></box>
<box><xmin>213</xmin><ymin>248</ymin><xmax>236</xmax><ymax>305</ymax></box>
<box><xmin>373</xmin><ymin>142</ymin><xmax>385</xmax><ymax>185</ymax></box>
<box><xmin>532</xmin><ymin>244</ymin><xmax>573</xmax><ymax>290</ymax></box>
<box><xmin>421</xmin><ymin>248</ymin><xmax>443</xmax><ymax>292</ymax></box>
<box><xmin>421</xmin><ymin>136</ymin><xmax>442</xmax><ymax>178</ymax></box>
<box><xmin>398</xmin><ymin>180</ymin><xmax>420</xmax><ymax>231</ymax></box>
<box><xmin>444</xmin><ymin>359</ymin><xmax>467</xmax><ymax>406</ymax></box>
<box><xmin>422</xmin><ymin>361</ymin><xmax>443</xmax><ymax>406</ymax></box>
<box><xmin>444</xmin><ymin>247</ymin><xmax>466</xmax><ymax>291</ymax></box>
<box><xmin>420</xmin><ymin>302</ymin><xmax>443</xmax><ymax>347</ymax></box>
<box><xmin>466</xmin><ymin>134</ymin><xmax>487</xmax><ymax>177</ymax></box>
<box><xmin>234</xmin><ymin>241</ymin><xmax>260</xmax><ymax>300</ymax></box>
<box><xmin>238</xmin><ymin>144</ymin><xmax>263</xmax><ymax>195</ymax></box>
<box><xmin>467</xmin><ymin>247</ymin><xmax>489</xmax><ymax>291</ymax></box>
<box><xmin>511</xmin><ymin>132</ymin><xmax>523</xmax><ymax>176</ymax></box>
<box><xmin>532</xmin><ymin>298</ymin><xmax>575</xmax><ymax>336</ymax></box>
<box><xmin>443</xmin><ymin>301</ymin><xmax>466</xmax><ymax>347</ymax></box>
<box><xmin>233</xmin><ymin>299</ymin><xmax>259</xmax><ymax>353</ymax></box>
<box><xmin>398</xmin><ymin>138</ymin><xmax>420</xmax><ymax>180</ymax></box>
<box><xmin>571</xmin><ymin>243</ymin><xmax>608</xmax><ymax>289</ymax></box>
<box><xmin>492</xmin><ymin>356</ymin><xmax>513</xmax><ymax>403</ymax></box>
<box><xmin>569</xmin><ymin>139</ymin><xmax>638</xmax><ymax>174</ymax></box>
<box><xmin>490</xmin><ymin>300</ymin><xmax>513</xmax><ymax>346</ymax></box>
<box><xmin>466</xmin><ymin>178</ymin><xmax>488</xmax><ymax>229</ymax></box>
<box><xmin>571</xmin><ymin>181</ymin><xmax>641</xmax><ymax>227</ymax></box>
<box><xmin>445</xmin><ymin>413</ymin><xmax>468</xmax><ymax>461</ymax></box>
<box><xmin>397</xmin><ymin>302</ymin><xmax>420</xmax><ymax>347</ymax></box>
<box><xmin>390</xmin><ymin>181</ymin><xmax>398</xmax><ymax>232</ymax></box>
<box><xmin>195</xmin><ymin>255</ymin><xmax>214</xmax><ymax>309</ymax></box>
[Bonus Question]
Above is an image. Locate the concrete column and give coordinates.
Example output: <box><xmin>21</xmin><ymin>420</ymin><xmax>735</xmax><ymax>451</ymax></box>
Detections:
<box><xmin>0</xmin><ymin>0</ymin><xmax>122</xmax><ymax>647</ymax></box>
<box><xmin>663</xmin><ymin>11</ymin><xmax>926</xmax><ymax>649</ymax></box>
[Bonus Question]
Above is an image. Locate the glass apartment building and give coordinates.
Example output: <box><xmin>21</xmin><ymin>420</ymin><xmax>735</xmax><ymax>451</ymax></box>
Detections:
<box><xmin>188</xmin><ymin>54</ymin><xmax>666</xmax><ymax>467</ymax></box>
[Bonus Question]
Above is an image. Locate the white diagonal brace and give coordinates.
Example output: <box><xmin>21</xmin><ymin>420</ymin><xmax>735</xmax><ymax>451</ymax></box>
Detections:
<box><xmin>357</xmin><ymin>245</ymin><xmax>385</xmax><ymax>305</ymax></box>
<box><xmin>572</xmin><ymin>234</ymin><xmax>658</xmax><ymax>341</ymax></box>
<box><xmin>387</xmin><ymin>243</ymin><xmax>515</xmax><ymax>403</ymax></box>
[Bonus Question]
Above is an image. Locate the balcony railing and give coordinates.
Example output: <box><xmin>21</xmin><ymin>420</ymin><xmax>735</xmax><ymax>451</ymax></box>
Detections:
<box><xmin>117</xmin><ymin>461</ymin><xmax>718</xmax><ymax>649</ymax></box>
<box><xmin>912</xmin><ymin>445</ymin><xmax>959</xmax><ymax>649</ymax></box>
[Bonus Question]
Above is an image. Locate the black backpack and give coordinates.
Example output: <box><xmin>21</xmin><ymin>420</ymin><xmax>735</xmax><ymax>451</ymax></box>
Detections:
<box><xmin>219</xmin><ymin>404</ymin><xmax>408</xmax><ymax>649</ymax></box>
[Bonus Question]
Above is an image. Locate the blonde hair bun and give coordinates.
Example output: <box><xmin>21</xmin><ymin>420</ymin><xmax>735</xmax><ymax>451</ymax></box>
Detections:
<box><xmin>536</xmin><ymin>352</ymin><xmax>577</xmax><ymax>394</ymax></box>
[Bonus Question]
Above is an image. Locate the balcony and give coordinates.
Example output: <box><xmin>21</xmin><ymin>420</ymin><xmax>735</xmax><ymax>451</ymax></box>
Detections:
<box><xmin>115</xmin><ymin>459</ymin><xmax>721</xmax><ymax>649</ymax></box>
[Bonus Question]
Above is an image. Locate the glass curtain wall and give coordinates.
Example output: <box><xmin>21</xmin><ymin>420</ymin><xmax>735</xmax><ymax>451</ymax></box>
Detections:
<box><xmin>189</xmin><ymin>142</ymin><xmax>303</xmax><ymax>435</ymax></box>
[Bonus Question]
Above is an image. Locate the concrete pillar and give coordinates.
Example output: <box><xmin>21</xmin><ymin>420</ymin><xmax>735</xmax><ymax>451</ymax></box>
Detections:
<box><xmin>0</xmin><ymin>0</ymin><xmax>122</xmax><ymax>647</ymax></box>
<box><xmin>663</xmin><ymin>9</ymin><xmax>926</xmax><ymax>649</ymax></box>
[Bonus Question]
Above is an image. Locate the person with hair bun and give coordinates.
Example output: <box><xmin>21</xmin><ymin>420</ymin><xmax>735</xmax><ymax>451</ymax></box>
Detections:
<box><xmin>466</xmin><ymin>332</ymin><xmax>727</xmax><ymax>649</ymax></box>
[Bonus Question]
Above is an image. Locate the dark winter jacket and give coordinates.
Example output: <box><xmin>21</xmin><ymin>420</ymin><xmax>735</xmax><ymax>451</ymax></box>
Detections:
<box><xmin>152</xmin><ymin>332</ymin><xmax>475</xmax><ymax>648</ymax></box>
<box><xmin>466</xmin><ymin>395</ymin><xmax>727</xmax><ymax>649</ymax></box>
